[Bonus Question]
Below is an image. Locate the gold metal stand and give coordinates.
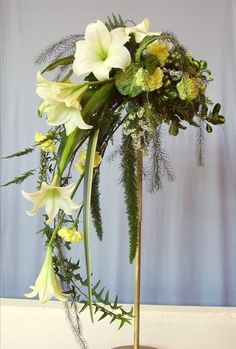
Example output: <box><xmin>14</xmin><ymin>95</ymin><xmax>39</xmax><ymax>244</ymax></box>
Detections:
<box><xmin>113</xmin><ymin>150</ymin><xmax>158</xmax><ymax>349</ymax></box>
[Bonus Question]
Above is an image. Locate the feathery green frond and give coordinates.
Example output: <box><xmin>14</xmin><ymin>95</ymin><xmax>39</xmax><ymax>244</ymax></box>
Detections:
<box><xmin>91</xmin><ymin>172</ymin><xmax>103</xmax><ymax>240</ymax></box>
<box><xmin>120</xmin><ymin>133</ymin><xmax>139</xmax><ymax>263</ymax></box>
<box><xmin>147</xmin><ymin>127</ymin><xmax>175</xmax><ymax>192</ymax></box>
<box><xmin>3</xmin><ymin>147</ymin><xmax>34</xmax><ymax>159</ymax></box>
<box><xmin>1</xmin><ymin>169</ymin><xmax>36</xmax><ymax>187</ymax></box>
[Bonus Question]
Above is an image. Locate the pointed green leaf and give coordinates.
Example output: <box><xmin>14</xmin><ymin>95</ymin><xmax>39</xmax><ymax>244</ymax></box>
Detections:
<box><xmin>41</xmin><ymin>56</ymin><xmax>74</xmax><ymax>73</ymax></box>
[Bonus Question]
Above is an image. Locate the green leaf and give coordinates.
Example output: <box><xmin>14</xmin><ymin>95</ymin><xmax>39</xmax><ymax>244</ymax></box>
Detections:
<box><xmin>213</xmin><ymin>103</ymin><xmax>221</xmax><ymax>115</ymax></box>
<box><xmin>58</xmin><ymin>82</ymin><xmax>115</xmax><ymax>175</ymax></box>
<box><xmin>83</xmin><ymin>129</ymin><xmax>100</xmax><ymax>322</ymax></box>
<box><xmin>41</xmin><ymin>56</ymin><xmax>74</xmax><ymax>73</ymax></box>
<box><xmin>206</xmin><ymin>124</ymin><xmax>213</xmax><ymax>133</ymax></box>
<box><xmin>115</xmin><ymin>63</ymin><xmax>142</xmax><ymax>97</ymax></box>
<box><xmin>98</xmin><ymin>313</ymin><xmax>108</xmax><ymax>321</ymax></box>
<box><xmin>3</xmin><ymin>147</ymin><xmax>34</xmax><ymax>159</ymax></box>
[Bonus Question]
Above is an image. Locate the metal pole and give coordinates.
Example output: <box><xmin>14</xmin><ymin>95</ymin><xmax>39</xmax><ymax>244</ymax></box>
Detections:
<box><xmin>134</xmin><ymin>149</ymin><xmax>143</xmax><ymax>349</ymax></box>
<box><xmin>113</xmin><ymin>150</ymin><xmax>157</xmax><ymax>349</ymax></box>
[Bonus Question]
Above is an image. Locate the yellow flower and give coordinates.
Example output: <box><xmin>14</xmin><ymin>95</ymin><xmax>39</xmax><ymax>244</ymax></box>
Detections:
<box><xmin>75</xmin><ymin>150</ymin><xmax>102</xmax><ymax>174</ymax></box>
<box><xmin>147</xmin><ymin>42</ymin><xmax>169</xmax><ymax>66</ymax></box>
<box><xmin>135</xmin><ymin>67</ymin><xmax>164</xmax><ymax>91</ymax></box>
<box><xmin>177</xmin><ymin>75</ymin><xmax>200</xmax><ymax>100</ymax></box>
<box><xmin>25</xmin><ymin>245</ymin><xmax>67</xmax><ymax>303</ymax></box>
<box><xmin>58</xmin><ymin>227</ymin><xmax>83</xmax><ymax>243</ymax></box>
<box><xmin>34</xmin><ymin>131</ymin><xmax>55</xmax><ymax>153</ymax></box>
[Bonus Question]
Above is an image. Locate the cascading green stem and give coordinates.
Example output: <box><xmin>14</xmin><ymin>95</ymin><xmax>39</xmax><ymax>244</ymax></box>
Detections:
<box><xmin>83</xmin><ymin>129</ymin><xmax>100</xmax><ymax>322</ymax></box>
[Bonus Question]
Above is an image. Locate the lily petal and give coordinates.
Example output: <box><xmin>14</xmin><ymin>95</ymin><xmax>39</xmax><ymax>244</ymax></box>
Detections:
<box><xmin>106</xmin><ymin>46</ymin><xmax>131</xmax><ymax>70</ymax></box>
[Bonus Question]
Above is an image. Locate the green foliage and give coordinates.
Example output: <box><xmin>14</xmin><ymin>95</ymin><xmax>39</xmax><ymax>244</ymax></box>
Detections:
<box><xmin>37</xmin><ymin>150</ymin><xmax>52</xmax><ymax>189</ymax></box>
<box><xmin>105</xmin><ymin>14</ymin><xmax>126</xmax><ymax>30</ymax></box>
<box><xmin>115</xmin><ymin>63</ymin><xmax>142</xmax><ymax>97</ymax></box>
<box><xmin>41</xmin><ymin>55</ymin><xmax>74</xmax><ymax>73</ymax></box>
<box><xmin>64</xmin><ymin>302</ymin><xmax>88</xmax><ymax>349</ymax></box>
<box><xmin>120</xmin><ymin>133</ymin><xmax>139</xmax><ymax>263</ymax></box>
<box><xmin>207</xmin><ymin>103</ymin><xmax>225</xmax><ymax>125</ymax></box>
<box><xmin>1</xmin><ymin>169</ymin><xmax>35</xmax><ymax>187</ymax></box>
<box><xmin>195</xmin><ymin>117</ymin><xmax>205</xmax><ymax>166</ymax></box>
<box><xmin>53</xmin><ymin>247</ymin><xmax>133</xmax><ymax>330</ymax></box>
<box><xmin>147</xmin><ymin>127</ymin><xmax>175</xmax><ymax>192</ymax></box>
<box><xmin>91</xmin><ymin>172</ymin><xmax>103</xmax><ymax>240</ymax></box>
<box><xmin>3</xmin><ymin>147</ymin><xmax>34</xmax><ymax>159</ymax></box>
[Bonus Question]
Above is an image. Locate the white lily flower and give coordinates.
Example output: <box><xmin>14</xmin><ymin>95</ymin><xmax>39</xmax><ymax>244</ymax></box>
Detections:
<box><xmin>25</xmin><ymin>245</ymin><xmax>67</xmax><ymax>303</ymax></box>
<box><xmin>125</xmin><ymin>19</ymin><xmax>161</xmax><ymax>43</ymax></box>
<box><xmin>36</xmin><ymin>72</ymin><xmax>92</xmax><ymax>135</ymax></box>
<box><xmin>22</xmin><ymin>177</ymin><xmax>81</xmax><ymax>224</ymax></box>
<box><xmin>73</xmin><ymin>20</ymin><xmax>131</xmax><ymax>81</ymax></box>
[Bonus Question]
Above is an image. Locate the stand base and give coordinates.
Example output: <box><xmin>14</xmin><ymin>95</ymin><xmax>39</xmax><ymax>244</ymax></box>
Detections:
<box><xmin>113</xmin><ymin>347</ymin><xmax>158</xmax><ymax>348</ymax></box>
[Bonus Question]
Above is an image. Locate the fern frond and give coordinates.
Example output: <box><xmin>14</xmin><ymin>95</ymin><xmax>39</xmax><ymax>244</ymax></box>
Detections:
<box><xmin>147</xmin><ymin>127</ymin><xmax>175</xmax><ymax>192</ymax></box>
<box><xmin>3</xmin><ymin>147</ymin><xmax>34</xmax><ymax>159</ymax></box>
<box><xmin>195</xmin><ymin>116</ymin><xmax>205</xmax><ymax>166</ymax></box>
<box><xmin>1</xmin><ymin>169</ymin><xmax>36</xmax><ymax>187</ymax></box>
<box><xmin>34</xmin><ymin>34</ymin><xmax>82</xmax><ymax>65</ymax></box>
<box><xmin>64</xmin><ymin>302</ymin><xmax>88</xmax><ymax>349</ymax></box>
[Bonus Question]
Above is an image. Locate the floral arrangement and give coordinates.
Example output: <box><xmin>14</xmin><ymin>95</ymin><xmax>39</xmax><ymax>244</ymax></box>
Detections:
<box><xmin>3</xmin><ymin>14</ymin><xmax>225</xmax><ymax>345</ymax></box>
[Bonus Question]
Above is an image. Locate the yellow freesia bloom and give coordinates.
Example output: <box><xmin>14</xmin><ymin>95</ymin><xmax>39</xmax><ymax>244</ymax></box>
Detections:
<box><xmin>36</xmin><ymin>72</ymin><xmax>92</xmax><ymax>135</ymax></box>
<box><xmin>34</xmin><ymin>131</ymin><xmax>55</xmax><ymax>153</ymax></box>
<box><xmin>25</xmin><ymin>245</ymin><xmax>67</xmax><ymax>303</ymax></box>
<box><xmin>147</xmin><ymin>42</ymin><xmax>169</xmax><ymax>66</ymax></box>
<box><xmin>75</xmin><ymin>150</ymin><xmax>102</xmax><ymax>174</ymax></box>
<box><xmin>22</xmin><ymin>177</ymin><xmax>81</xmax><ymax>224</ymax></box>
<box><xmin>58</xmin><ymin>227</ymin><xmax>83</xmax><ymax>243</ymax></box>
<box><xmin>135</xmin><ymin>67</ymin><xmax>164</xmax><ymax>91</ymax></box>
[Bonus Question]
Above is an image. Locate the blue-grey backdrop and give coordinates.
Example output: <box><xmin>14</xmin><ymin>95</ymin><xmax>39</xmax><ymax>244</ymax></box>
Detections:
<box><xmin>1</xmin><ymin>0</ymin><xmax>236</xmax><ymax>306</ymax></box>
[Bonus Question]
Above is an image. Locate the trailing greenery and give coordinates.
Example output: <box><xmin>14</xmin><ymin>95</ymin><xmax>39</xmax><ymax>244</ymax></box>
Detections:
<box><xmin>1</xmin><ymin>169</ymin><xmax>36</xmax><ymax>187</ymax></box>
<box><xmin>148</xmin><ymin>127</ymin><xmax>175</xmax><ymax>192</ymax></box>
<box><xmin>120</xmin><ymin>133</ymin><xmax>139</xmax><ymax>263</ymax></box>
<box><xmin>91</xmin><ymin>172</ymin><xmax>103</xmax><ymax>240</ymax></box>
<box><xmin>53</xmin><ymin>244</ymin><xmax>133</xmax><ymax>329</ymax></box>
<box><xmin>3</xmin><ymin>147</ymin><xmax>34</xmax><ymax>159</ymax></box>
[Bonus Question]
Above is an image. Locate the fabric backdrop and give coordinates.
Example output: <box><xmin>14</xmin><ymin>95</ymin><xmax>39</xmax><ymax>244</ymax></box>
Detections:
<box><xmin>1</xmin><ymin>0</ymin><xmax>236</xmax><ymax>306</ymax></box>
